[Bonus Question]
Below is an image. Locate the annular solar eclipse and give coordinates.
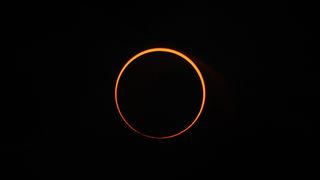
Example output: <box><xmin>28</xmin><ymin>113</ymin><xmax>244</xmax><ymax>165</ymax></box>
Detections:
<box><xmin>115</xmin><ymin>48</ymin><xmax>206</xmax><ymax>139</ymax></box>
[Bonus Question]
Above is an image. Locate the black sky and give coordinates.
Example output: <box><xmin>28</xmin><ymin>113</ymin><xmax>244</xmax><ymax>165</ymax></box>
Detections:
<box><xmin>10</xmin><ymin>1</ymin><xmax>317</xmax><ymax>179</ymax></box>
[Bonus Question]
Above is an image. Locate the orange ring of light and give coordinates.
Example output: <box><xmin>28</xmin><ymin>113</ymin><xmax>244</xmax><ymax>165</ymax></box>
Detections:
<box><xmin>115</xmin><ymin>48</ymin><xmax>206</xmax><ymax>139</ymax></box>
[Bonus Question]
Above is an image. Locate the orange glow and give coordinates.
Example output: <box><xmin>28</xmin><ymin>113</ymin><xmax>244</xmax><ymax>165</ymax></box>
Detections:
<box><xmin>115</xmin><ymin>48</ymin><xmax>206</xmax><ymax>139</ymax></box>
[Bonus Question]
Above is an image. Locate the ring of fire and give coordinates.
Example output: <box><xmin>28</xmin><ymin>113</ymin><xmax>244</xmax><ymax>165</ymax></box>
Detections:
<box><xmin>114</xmin><ymin>48</ymin><xmax>206</xmax><ymax>139</ymax></box>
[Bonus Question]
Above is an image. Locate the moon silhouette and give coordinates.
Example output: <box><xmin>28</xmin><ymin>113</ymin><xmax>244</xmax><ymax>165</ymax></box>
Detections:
<box><xmin>115</xmin><ymin>48</ymin><xmax>206</xmax><ymax>139</ymax></box>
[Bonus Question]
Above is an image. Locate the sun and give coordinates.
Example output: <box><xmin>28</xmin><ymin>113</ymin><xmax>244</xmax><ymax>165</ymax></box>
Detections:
<box><xmin>115</xmin><ymin>48</ymin><xmax>206</xmax><ymax>139</ymax></box>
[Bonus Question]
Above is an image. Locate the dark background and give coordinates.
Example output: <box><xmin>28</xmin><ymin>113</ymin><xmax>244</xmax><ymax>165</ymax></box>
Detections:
<box><xmin>10</xmin><ymin>1</ymin><xmax>316</xmax><ymax>178</ymax></box>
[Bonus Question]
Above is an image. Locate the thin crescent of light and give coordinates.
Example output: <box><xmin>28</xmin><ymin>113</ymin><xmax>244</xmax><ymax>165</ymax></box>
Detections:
<box><xmin>114</xmin><ymin>48</ymin><xmax>206</xmax><ymax>139</ymax></box>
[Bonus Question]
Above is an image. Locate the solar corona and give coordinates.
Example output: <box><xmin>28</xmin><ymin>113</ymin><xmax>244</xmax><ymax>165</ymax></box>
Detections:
<box><xmin>115</xmin><ymin>48</ymin><xmax>206</xmax><ymax>139</ymax></box>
